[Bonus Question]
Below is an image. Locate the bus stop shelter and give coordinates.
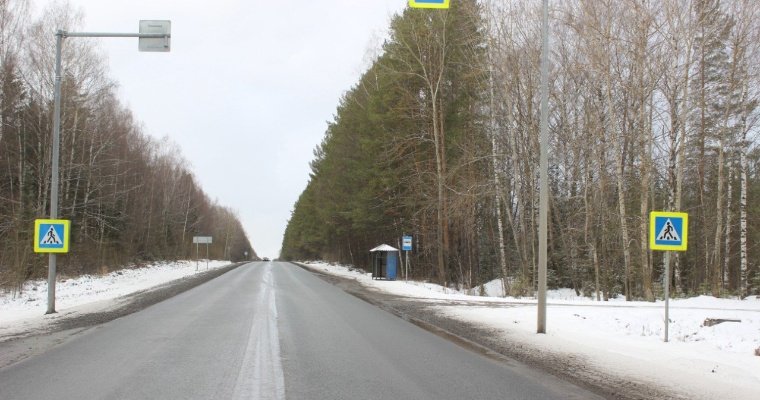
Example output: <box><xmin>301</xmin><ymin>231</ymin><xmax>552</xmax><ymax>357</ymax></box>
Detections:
<box><xmin>370</xmin><ymin>244</ymin><xmax>399</xmax><ymax>280</ymax></box>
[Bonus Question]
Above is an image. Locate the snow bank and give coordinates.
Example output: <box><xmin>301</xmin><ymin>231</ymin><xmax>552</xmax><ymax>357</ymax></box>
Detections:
<box><xmin>0</xmin><ymin>260</ymin><xmax>231</xmax><ymax>329</ymax></box>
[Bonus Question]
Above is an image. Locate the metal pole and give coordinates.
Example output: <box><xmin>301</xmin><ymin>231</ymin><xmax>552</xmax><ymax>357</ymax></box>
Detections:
<box><xmin>206</xmin><ymin>243</ymin><xmax>209</xmax><ymax>270</ymax></box>
<box><xmin>46</xmin><ymin>31</ymin><xmax>64</xmax><ymax>315</ymax></box>
<box><xmin>537</xmin><ymin>0</ymin><xmax>549</xmax><ymax>333</ymax></box>
<box><xmin>664</xmin><ymin>251</ymin><xmax>670</xmax><ymax>342</ymax></box>
<box><xmin>398</xmin><ymin>237</ymin><xmax>404</xmax><ymax>279</ymax></box>
<box><xmin>196</xmin><ymin>242</ymin><xmax>199</xmax><ymax>271</ymax></box>
<box><xmin>398</xmin><ymin>249</ymin><xmax>403</xmax><ymax>280</ymax></box>
<box><xmin>406</xmin><ymin>251</ymin><xmax>409</xmax><ymax>282</ymax></box>
<box><xmin>65</xmin><ymin>32</ymin><xmax>169</xmax><ymax>38</ymax></box>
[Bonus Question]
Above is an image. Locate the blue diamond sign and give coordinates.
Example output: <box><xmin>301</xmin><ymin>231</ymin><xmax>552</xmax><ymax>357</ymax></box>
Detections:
<box><xmin>649</xmin><ymin>212</ymin><xmax>688</xmax><ymax>252</ymax></box>
<box><xmin>409</xmin><ymin>0</ymin><xmax>450</xmax><ymax>9</ymax></box>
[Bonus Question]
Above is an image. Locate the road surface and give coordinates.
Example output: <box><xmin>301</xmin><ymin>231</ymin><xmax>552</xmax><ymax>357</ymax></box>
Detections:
<box><xmin>0</xmin><ymin>262</ymin><xmax>601</xmax><ymax>399</ymax></box>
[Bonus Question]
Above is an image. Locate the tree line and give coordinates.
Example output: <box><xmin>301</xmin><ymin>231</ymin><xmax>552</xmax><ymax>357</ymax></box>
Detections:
<box><xmin>0</xmin><ymin>0</ymin><xmax>255</xmax><ymax>292</ymax></box>
<box><xmin>281</xmin><ymin>0</ymin><xmax>759</xmax><ymax>300</ymax></box>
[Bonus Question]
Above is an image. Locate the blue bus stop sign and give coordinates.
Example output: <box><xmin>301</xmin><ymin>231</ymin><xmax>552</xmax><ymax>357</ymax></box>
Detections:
<box><xmin>402</xmin><ymin>236</ymin><xmax>412</xmax><ymax>251</ymax></box>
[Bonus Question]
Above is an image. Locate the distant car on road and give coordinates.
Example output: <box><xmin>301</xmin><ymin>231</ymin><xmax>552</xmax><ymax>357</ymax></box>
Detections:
<box><xmin>262</xmin><ymin>257</ymin><xmax>270</xmax><ymax>261</ymax></box>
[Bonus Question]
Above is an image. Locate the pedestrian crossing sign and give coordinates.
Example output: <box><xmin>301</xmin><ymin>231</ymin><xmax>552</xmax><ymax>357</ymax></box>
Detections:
<box><xmin>649</xmin><ymin>212</ymin><xmax>688</xmax><ymax>251</ymax></box>
<box><xmin>34</xmin><ymin>219</ymin><xmax>70</xmax><ymax>253</ymax></box>
<box><xmin>409</xmin><ymin>0</ymin><xmax>450</xmax><ymax>9</ymax></box>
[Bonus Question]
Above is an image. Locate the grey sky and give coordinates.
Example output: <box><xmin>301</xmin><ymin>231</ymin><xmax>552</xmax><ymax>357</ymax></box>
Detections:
<box><xmin>39</xmin><ymin>0</ymin><xmax>407</xmax><ymax>258</ymax></box>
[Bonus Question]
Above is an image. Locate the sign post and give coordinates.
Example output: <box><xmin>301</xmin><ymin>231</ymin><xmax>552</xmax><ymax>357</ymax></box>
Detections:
<box><xmin>650</xmin><ymin>211</ymin><xmax>689</xmax><ymax>342</ymax></box>
<box><xmin>193</xmin><ymin>236</ymin><xmax>213</xmax><ymax>270</ymax></box>
<box><xmin>402</xmin><ymin>235</ymin><xmax>412</xmax><ymax>281</ymax></box>
<box><xmin>34</xmin><ymin>219</ymin><xmax>71</xmax><ymax>314</ymax></box>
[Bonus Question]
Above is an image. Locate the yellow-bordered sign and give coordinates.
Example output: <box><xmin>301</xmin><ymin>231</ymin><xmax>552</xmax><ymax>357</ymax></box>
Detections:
<box><xmin>649</xmin><ymin>211</ymin><xmax>688</xmax><ymax>251</ymax></box>
<box><xmin>34</xmin><ymin>219</ymin><xmax>71</xmax><ymax>253</ymax></box>
<box><xmin>409</xmin><ymin>0</ymin><xmax>450</xmax><ymax>9</ymax></box>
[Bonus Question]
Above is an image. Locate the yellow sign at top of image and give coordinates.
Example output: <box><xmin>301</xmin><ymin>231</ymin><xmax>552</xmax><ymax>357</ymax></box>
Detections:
<box><xmin>409</xmin><ymin>0</ymin><xmax>450</xmax><ymax>9</ymax></box>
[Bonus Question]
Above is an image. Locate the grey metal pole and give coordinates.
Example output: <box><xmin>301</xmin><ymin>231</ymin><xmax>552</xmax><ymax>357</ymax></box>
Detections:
<box><xmin>537</xmin><ymin>0</ymin><xmax>549</xmax><ymax>334</ymax></box>
<box><xmin>664</xmin><ymin>251</ymin><xmax>670</xmax><ymax>342</ymax></box>
<box><xmin>398</xmin><ymin>249</ymin><xmax>403</xmax><ymax>279</ymax></box>
<box><xmin>406</xmin><ymin>251</ymin><xmax>409</xmax><ymax>282</ymax></box>
<box><xmin>65</xmin><ymin>32</ymin><xmax>168</xmax><ymax>38</ymax></box>
<box><xmin>46</xmin><ymin>31</ymin><xmax>64</xmax><ymax>315</ymax></box>
<box><xmin>397</xmin><ymin>237</ymin><xmax>403</xmax><ymax>279</ymax></box>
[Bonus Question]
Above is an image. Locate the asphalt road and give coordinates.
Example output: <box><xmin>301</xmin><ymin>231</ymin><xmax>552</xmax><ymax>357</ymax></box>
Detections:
<box><xmin>0</xmin><ymin>262</ymin><xmax>601</xmax><ymax>400</ymax></box>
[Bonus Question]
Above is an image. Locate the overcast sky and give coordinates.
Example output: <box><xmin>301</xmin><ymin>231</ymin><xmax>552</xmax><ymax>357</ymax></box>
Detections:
<box><xmin>38</xmin><ymin>0</ymin><xmax>408</xmax><ymax>258</ymax></box>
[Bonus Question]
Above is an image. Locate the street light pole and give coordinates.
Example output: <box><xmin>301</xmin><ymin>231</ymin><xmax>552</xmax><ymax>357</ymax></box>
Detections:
<box><xmin>44</xmin><ymin>23</ymin><xmax>170</xmax><ymax>314</ymax></box>
<box><xmin>537</xmin><ymin>0</ymin><xmax>549</xmax><ymax>334</ymax></box>
<box><xmin>46</xmin><ymin>31</ymin><xmax>64</xmax><ymax>314</ymax></box>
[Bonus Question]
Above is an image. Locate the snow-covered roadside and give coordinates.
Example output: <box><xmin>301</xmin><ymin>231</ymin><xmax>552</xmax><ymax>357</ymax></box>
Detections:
<box><xmin>0</xmin><ymin>260</ymin><xmax>231</xmax><ymax>338</ymax></box>
<box><xmin>302</xmin><ymin>261</ymin><xmax>760</xmax><ymax>400</ymax></box>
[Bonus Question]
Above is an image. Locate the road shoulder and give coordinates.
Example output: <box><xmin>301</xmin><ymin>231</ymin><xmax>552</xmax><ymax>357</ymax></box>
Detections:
<box><xmin>0</xmin><ymin>262</ymin><xmax>244</xmax><ymax>369</ymax></box>
<box><xmin>294</xmin><ymin>262</ymin><xmax>685</xmax><ymax>400</ymax></box>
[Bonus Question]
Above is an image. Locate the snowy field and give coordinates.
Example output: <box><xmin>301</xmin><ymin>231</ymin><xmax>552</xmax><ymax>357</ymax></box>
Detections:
<box><xmin>0</xmin><ymin>260</ymin><xmax>231</xmax><ymax>337</ymax></box>
<box><xmin>302</xmin><ymin>261</ymin><xmax>760</xmax><ymax>400</ymax></box>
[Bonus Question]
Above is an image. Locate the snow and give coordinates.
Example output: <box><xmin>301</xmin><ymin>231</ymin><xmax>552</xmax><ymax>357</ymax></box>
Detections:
<box><xmin>302</xmin><ymin>261</ymin><xmax>760</xmax><ymax>400</ymax></box>
<box><xmin>0</xmin><ymin>260</ymin><xmax>231</xmax><ymax>338</ymax></box>
<box><xmin>369</xmin><ymin>244</ymin><xmax>399</xmax><ymax>252</ymax></box>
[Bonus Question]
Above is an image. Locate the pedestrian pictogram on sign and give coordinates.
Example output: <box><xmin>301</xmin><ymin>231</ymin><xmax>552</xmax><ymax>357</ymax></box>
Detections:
<box><xmin>656</xmin><ymin>219</ymin><xmax>681</xmax><ymax>242</ymax></box>
<box><xmin>34</xmin><ymin>219</ymin><xmax>70</xmax><ymax>253</ymax></box>
<box><xmin>41</xmin><ymin>225</ymin><xmax>63</xmax><ymax>245</ymax></box>
<box><xmin>649</xmin><ymin>212</ymin><xmax>688</xmax><ymax>251</ymax></box>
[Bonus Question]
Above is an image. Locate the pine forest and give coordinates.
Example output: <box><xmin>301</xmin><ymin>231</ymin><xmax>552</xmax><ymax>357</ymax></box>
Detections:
<box><xmin>281</xmin><ymin>0</ymin><xmax>760</xmax><ymax>300</ymax></box>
